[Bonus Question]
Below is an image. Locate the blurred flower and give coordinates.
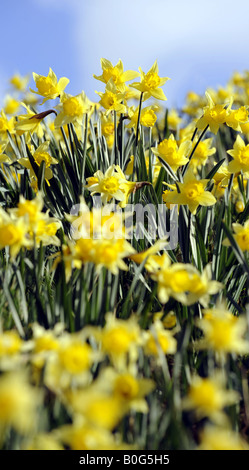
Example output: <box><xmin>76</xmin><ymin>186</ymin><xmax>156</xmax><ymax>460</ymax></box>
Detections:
<box><xmin>9</xmin><ymin>73</ymin><xmax>29</xmax><ymax>92</ymax></box>
<box><xmin>198</xmin><ymin>424</ymin><xmax>249</xmax><ymax>450</ymax></box>
<box><xmin>4</xmin><ymin>95</ymin><xmax>20</xmax><ymax>115</ymax></box>
<box><xmin>23</xmin><ymin>432</ymin><xmax>64</xmax><ymax>450</ymax></box>
<box><xmin>0</xmin><ymin>371</ymin><xmax>42</xmax><ymax>436</ymax></box>
<box><xmin>189</xmin><ymin>137</ymin><xmax>216</xmax><ymax>171</ymax></box>
<box><xmin>196</xmin><ymin>301</ymin><xmax>249</xmax><ymax>355</ymax></box>
<box><xmin>182</xmin><ymin>373</ymin><xmax>239</xmax><ymax>424</ymax></box>
<box><xmin>0</xmin><ymin>208</ymin><xmax>31</xmax><ymax>258</ymax></box>
<box><xmin>142</xmin><ymin>319</ymin><xmax>177</xmax><ymax>357</ymax></box>
<box><xmin>92</xmin><ymin>312</ymin><xmax>142</xmax><ymax>370</ymax></box>
<box><xmin>56</xmin><ymin>419</ymin><xmax>129</xmax><ymax>450</ymax></box>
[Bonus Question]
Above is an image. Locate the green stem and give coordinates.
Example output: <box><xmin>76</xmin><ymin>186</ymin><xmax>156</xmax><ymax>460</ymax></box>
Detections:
<box><xmin>80</xmin><ymin>113</ymin><xmax>88</xmax><ymax>198</ymax></box>
<box><xmin>114</xmin><ymin>110</ymin><xmax>120</xmax><ymax>166</ymax></box>
<box><xmin>182</xmin><ymin>125</ymin><xmax>209</xmax><ymax>177</ymax></box>
<box><xmin>133</xmin><ymin>92</ymin><xmax>144</xmax><ymax>180</ymax></box>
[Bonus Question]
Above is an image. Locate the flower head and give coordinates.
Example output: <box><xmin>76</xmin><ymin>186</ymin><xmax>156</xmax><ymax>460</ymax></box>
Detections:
<box><xmin>96</xmin><ymin>79</ymin><xmax>126</xmax><ymax>114</ymax></box>
<box><xmin>227</xmin><ymin>134</ymin><xmax>249</xmax><ymax>177</ymax></box>
<box><xmin>93</xmin><ymin>58</ymin><xmax>139</xmax><ymax>93</ymax></box>
<box><xmin>196</xmin><ymin>91</ymin><xmax>229</xmax><ymax>134</ymax></box>
<box><xmin>196</xmin><ymin>301</ymin><xmax>249</xmax><ymax>356</ymax></box>
<box><xmin>151</xmin><ymin>134</ymin><xmax>191</xmax><ymax>172</ymax></box>
<box><xmin>163</xmin><ymin>167</ymin><xmax>216</xmax><ymax>214</ymax></box>
<box><xmin>30</xmin><ymin>68</ymin><xmax>69</xmax><ymax>104</ymax></box>
<box><xmin>54</xmin><ymin>91</ymin><xmax>92</xmax><ymax>127</ymax></box>
<box><xmin>182</xmin><ymin>373</ymin><xmax>240</xmax><ymax>424</ymax></box>
<box><xmin>130</xmin><ymin>60</ymin><xmax>170</xmax><ymax>101</ymax></box>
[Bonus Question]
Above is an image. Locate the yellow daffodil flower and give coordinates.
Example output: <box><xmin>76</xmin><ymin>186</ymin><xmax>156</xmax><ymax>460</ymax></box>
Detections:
<box><xmin>223</xmin><ymin>220</ymin><xmax>249</xmax><ymax>251</ymax></box>
<box><xmin>196</xmin><ymin>91</ymin><xmax>230</xmax><ymax>134</ymax></box>
<box><xmin>30</xmin><ymin>68</ymin><xmax>69</xmax><ymax>104</ymax></box>
<box><xmin>9</xmin><ymin>73</ymin><xmax>29</xmax><ymax>92</ymax></box>
<box><xmin>196</xmin><ymin>301</ymin><xmax>249</xmax><ymax>355</ymax></box>
<box><xmin>54</xmin><ymin>91</ymin><xmax>92</xmax><ymax>127</ymax></box>
<box><xmin>19</xmin><ymin>141</ymin><xmax>58</xmax><ymax>180</ymax></box>
<box><xmin>93</xmin><ymin>58</ymin><xmax>140</xmax><ymax>93</ymax></box>
<box><xmin>182</xmin><ymin>373</ymin><xmax>240</xmax><ymax>424</ymax></box>
<box><xmin>127</xmin><ymin>104</ymin><xmax>159</xmax><ymax>130</ymax></box>
<box><xmin>198</xmin><ymin>424</ymin><xmax>249</xmax><ymax>450</ymax></box>
<box><xmin>163</xmin><ymin>167</ymin><xmax>216</xmax><ymax>214</ymax></box>
<box><xmin>130</xmin><ymin>60</ymin><xmax>169</xmax><ymax>102</ymax></box>
<box><xmin>189</xmin><ymin>137</ymin><xmax>216</xmax><ymax>171</ymax></box>
<box><xmin>151</xmin><ymin>133</ymin><xmax>191</xmax><ymax>172</ymax></box>
<box><xmin>227</xmin><ymin>134</ymin><xmax>249</xmax><ymax>177</ymax></box>
<box><xmin>96</xmin><ymin>79</ymin><xmax>126</xmax><ymax>114</ymax></box>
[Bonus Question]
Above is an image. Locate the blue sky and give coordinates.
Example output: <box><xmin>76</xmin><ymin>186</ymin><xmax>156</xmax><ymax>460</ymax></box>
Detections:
<box><xmin>1</xmin><ymin>0</ymin><xmax>249</xmax><ymax>108</ymax></box>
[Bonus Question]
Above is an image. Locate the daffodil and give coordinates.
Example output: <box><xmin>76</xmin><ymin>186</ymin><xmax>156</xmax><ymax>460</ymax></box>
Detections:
<box><xmin>4</xmin><ymin>95</ymin><xmax>20</xmax><ymax>115</ymax></box>
<box><xmin>91</xmin><ymin>367</ymin><xmax>155</xmax><ymax>414</ymax></box>
<box><xmin>0</xmin><ymin>371</ymin><xmax>42</xmax><ymax>435</ymax></box>
<box><xmin>0</xmin><ymin>209</ymin><xmax>31</xmax><ymax>258</ymax></box>
<box><xmin>150</xmin><ymin>255</ymin><xmax>221</xmax><ymax>306</ymax></box>
<box><xmin>182</xmin><ymin>373</ymin><xmax>240</xmax><ymax>424</ymax></box>
<box><xmin>93</xmin><ymin>58</ymin><xmax>139</xmax><ymax>93</ymax></box>
<box><xmin>151</xmin><ymin>134</ymin><xmax>191</xmax><ymax>172</ymax></box>
<box><xmin>182</xmin><ymin>91</ymin><xmax>206</xmax><ymax>117</ymax></box>
<box><xmin>130</xmin><ymin>60</ymin><xmax>169</xmax><ymax>102</ymax></box>
<box><xmin>196</xmin><ymin>91</ymin><xmax>229</xmax><ymax>134</ymax></box>
<box><xmin>0</xmin><ymin>110</ymin><xmax>15</xmax><ymax>139</ymax></box>
<box><xmin>189</xmin><ymin>137</ymin><xmax>216</xmax><ymax>171</ymax></box>
<box><xmin>226</xmin><ymin>105</ymin><xmax>249</xmax><ymax>132</ymax></box>
<box><xmin>96</xmin><ymin>79</ymin><xmax>126</xmax><ymax>114</ymax></box>
<box><xmin>56</xmin><ymin>420</ymin><xmax>129</xmax><ymax>450</ymax></box>
<box><xmin>184</xmin><ymin>264</ymin><xmax>223</xmax><ymax>308</ymax></box>
<box><xmin>54</xmin><ymin>91</ymin><xmax>92</xmax><ymax>127</ymax></box>
<box><xmin>44</xmin><ymin>331</ymin><xmax>99</xmax><ymax>392</ymax></box>
<box><xmin>227</xmin><ymin>134</ymin><xmax>249</xmax><ymax>176</ymax></box>
<box><xmin>30</xmin><ymin>68</ymin><xmax>69</xmax><ymax>104</ymax></box>
<box><xmin>86</xmin><ymin>164</ymin><xmax>127</xmax><ymax>205</ymax></box>
<box><xmin>163</xmin><ymin>167</ymin><xmax>216</xmax><ymax>214</ymax></box>
<box><xmin>92</xmin><ymin>312</ymin><xmax>142</xmax><ymax>370</ymax></box>
<box><xmin>19</xmin><ymin>141</ymin><xmax>58</xmax><ymax>181</ymax></box>
<box><xmin>142</xmin><ymin>319</ymin><xmax>177</xmax><ymax>357</ymax></box>
<box><xmin>129</xmin><ymin>238</ymin><xmax>168</xmax><ymax>272</ymax></box>
<box><xmin>196</xmin><ymin>301</ymin><xmax>249</xmax><ymax>355</ymax></box>
<box><xmin>0</xmin><ymin>330</ymin><xmax>23</xmax><ymax>357</ymax></box>
<box><xmin>223</xmin><ymin>220</ymin><xmax>249</xmax><ymax>251</ymax></box>
<box><xmin>211</xmin><ymin>162</ymin><xmax>230</xmax><ymax>199</ymax></box>
<box><xmin>64</xmin><ymin>388</ymin><xmax>128</xmax><ymax>431</ymax></box>
<box><xmin>9</xmin><ymin>73</ymin><xmax>29</xmax><ymax>92</ymax></box>
<box><xmin>73</xmin><ymin>237</ymin><xmax>135</xmax><ymax>275</ymax></box>
<box><xmin>127</xmin><ymin>104</ymin><xmax>159</xmax><ymax>131</ymax></box>
<box><xmin>100</xmin><ymin>112</ymin><xmax>115</xmax><ymax>148</ymax></box>
<box><xmin>198</xmin><ymin>424</ymin><xmax>249</xmax><ymax>450</ymax></box>
<box><xmin>167</xmin><ymin>108</ymin><xmax>183</xmax><ymax>130</ymax></box>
